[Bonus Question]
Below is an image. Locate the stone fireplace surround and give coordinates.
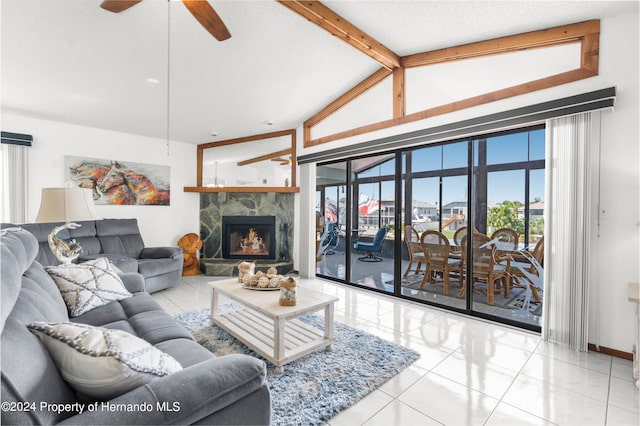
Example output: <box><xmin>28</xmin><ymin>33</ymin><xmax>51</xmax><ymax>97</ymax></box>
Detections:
<box><xmin>199</xmin><ymin>192</ymin><xmax>294</xmax><ymax>276</ymax></box>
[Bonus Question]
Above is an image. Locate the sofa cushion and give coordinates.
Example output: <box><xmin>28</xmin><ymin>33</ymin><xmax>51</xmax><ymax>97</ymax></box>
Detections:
<box><xmin>79</xmin><ymin>253</ymin><xmax>139</xmax><ymax>273</ymax></box>
<box><xmin>154</xmin><ymin>338</ymin><xmax>216</xmax><ymax>368</ymax></box>
<box><xmin>28</xmin><ymin>321</ymin><xmax>183</xmax><ymax>400</ymax></box>
<box><xmin>137</xmin><ymin>257</ymin><xmax>182</xmax><ymax>278</ymax></box>
<box><xmin>2</xmin><ymin>318</ymin><xmax>79</xmax><ymax>425</ymax></box>
<box><xmin>1</xmin><ymin>228</ymin><xmax>70</xmax><ymax>327</ymax></box>
<box><xmin>96</xmin><ymin>218</ymin><xmax>146</xmax><ymax>258</ymax></box>
<box><xmin>46</xmin><ymin>258</ymin><xmax>132</xmax><ymax>317</ymax></box>
<box><xmin>1</xmin><ymin>228</ymin><xmax>40</xmax><ymax>329</ymax></box>
<box><xmin>73</xmin><ymin>292</ymin><xmax>195</xmax><ymax>344</ymax></box>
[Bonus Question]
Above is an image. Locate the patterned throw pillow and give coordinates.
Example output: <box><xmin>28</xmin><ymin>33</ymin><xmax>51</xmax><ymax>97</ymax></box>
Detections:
<box><xmin>28</xmin><ymin>322</ymin><xmax>182</xmax><ymax>400</ymax></box>
<box><xmin>46</xmin><ymin>258</ymin><xmax>132</xmax><ymax>317</ymax></box>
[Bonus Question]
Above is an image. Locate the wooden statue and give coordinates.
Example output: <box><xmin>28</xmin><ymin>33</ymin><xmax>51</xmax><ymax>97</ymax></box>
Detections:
<box><xmin>178</xmin><ymin>233</ymin><xmax>203</xmax><ymax>276</ymax></box>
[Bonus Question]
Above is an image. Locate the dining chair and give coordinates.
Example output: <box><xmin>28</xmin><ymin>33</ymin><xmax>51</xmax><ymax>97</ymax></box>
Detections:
<box><xmin>453</xmin><ymin>226</ymin><xmax>468</xmax><ymax>247</ymax></box>
<box><xmin>457</xmin><ymin>233</ymin><xmax>510</xmax><ymax>305</ymax></box>
<box><xmin>488</xmin><ymin>228</ymin><xmax>519</xmax><ymax>292</ymax></box>
<box><xmin>509</xmin><ymin>235</ymin><xmax>544</xmax><ymax>302</ymax></box>
<box><xmin>419</xmin><ymin>230</ymin><xmax>462</xmax><ymax>295</ymax></box>
<box><xmin>403</xmin><ymin>225</ymin><xmax>425</xmax><ymax>276</ymax></box>
<box><xmin>490</xmin><ymin>227</ymin><xmax>519</xmax><ymax>251</ymax></box>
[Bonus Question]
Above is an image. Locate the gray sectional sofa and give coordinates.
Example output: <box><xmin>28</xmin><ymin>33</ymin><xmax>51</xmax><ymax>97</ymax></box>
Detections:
<box><xmin>15</xmin><ymin>218</ymin><xmax>183</xmax><ymax>293</ymax></box>
<box><xmin>1</xmin><ymin>227</ymin><xmax>272</xmax><ymax>425</ymax></box>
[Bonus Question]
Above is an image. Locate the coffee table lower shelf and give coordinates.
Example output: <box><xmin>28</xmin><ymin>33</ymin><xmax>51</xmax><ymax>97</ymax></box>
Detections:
<box><xmin>212</xmin><ymin>308</ymin><xmax>334</xmax><ymax>373</ymax></box>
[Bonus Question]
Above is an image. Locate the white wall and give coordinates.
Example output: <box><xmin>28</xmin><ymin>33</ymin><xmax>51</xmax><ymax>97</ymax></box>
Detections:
<box><xmin>297</xmin><ymin>11</ymin><xmax>640</xmax><ymax>354</ymax></box>
<box><xmin>2</xmin><ymin>113</ymin><xmax>200</xmax><ymax>247</ymax></box>
<box><xmin>203</xmin><ymin>161</ymin><xmax>291</xmax><ymax>187</ymax></box>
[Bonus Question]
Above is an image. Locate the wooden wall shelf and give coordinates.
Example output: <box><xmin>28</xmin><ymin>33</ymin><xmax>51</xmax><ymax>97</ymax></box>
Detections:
<box><xmin>184</xmin><ymin>186</ymin><xmax>300</xmax><ymax>193</ymax></box>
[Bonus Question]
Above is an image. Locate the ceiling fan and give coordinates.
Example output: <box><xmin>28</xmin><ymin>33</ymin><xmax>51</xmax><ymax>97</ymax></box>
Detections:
<box><xmin>100</xmin><ymin>0</ymin><xmax>231</xmax><ymax>41</ymax></box>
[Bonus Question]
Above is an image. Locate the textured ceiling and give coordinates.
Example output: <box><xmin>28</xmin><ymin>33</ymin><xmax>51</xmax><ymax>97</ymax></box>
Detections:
<box><xmin>1</xmin><ymin>0</ymin><xmax>637</xmax><ymax>154</ymax></box>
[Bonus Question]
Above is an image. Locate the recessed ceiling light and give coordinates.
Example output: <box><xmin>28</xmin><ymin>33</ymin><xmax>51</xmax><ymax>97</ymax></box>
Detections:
<box><xmin>210</xmin><ymin>131</ymin><xmax>219</xmax><ymax>137</ymax></box>
<box><xmin>265</xmin><ymin>120</ymin><xmax>274</xmax><ymax>126</ymax></box>
<box><xmin>145</xmin><ymin>78</ymin><xmax>160</xmax><ymax>84</ymax></box>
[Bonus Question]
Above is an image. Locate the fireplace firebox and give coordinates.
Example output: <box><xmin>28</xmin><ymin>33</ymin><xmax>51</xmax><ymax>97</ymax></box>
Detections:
<box><xmin>222</xmin><ymin>216</ymin><xmax>276</xmax><ymax>260</ymax></box>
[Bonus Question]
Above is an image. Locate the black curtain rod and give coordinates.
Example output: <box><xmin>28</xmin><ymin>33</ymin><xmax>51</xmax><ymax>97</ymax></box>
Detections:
<box><xmin>1</xmin><ymin>131</ymin><xmax>33</xmax><ymax>147</ymax></box>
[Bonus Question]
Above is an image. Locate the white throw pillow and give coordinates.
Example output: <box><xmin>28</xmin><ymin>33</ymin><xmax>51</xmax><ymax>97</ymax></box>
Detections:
<box><xmin>28</xmin><ymin>322</ymin><xmax>182</xmax><ymax>400</ymax></box>
<box><xmin>46</xmin><ymin>257</ymin><xmax>132</xmax><ymax>317</ymax></box>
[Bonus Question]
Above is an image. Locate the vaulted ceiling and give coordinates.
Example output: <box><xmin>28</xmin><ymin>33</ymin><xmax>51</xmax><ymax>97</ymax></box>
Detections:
<box><xmin>1</xmin><ymin>0</ymin><xmax>636</xmax><ymax>152</ymax></box>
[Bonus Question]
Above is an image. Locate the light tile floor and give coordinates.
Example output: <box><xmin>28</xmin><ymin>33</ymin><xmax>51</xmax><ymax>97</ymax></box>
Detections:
<box><xmin>152</xmin><ymin>275</ymin><xmax>640</xmax><ymax>426</ymax></box>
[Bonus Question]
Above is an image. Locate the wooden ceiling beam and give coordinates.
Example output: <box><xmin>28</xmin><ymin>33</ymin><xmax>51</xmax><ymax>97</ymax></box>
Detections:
<box><xmin>277</xmin><ymin>0</ymin><xmax>400</xmax><ymax>70</ymax></box>
<box><xmin>237</xmin><ymin>148</ymin><xmax>292</xmax><ymax>167</ymax></box>
<box><xmin>402</xmin><ymin>19</ymin><xmax>600</xmax><ymax>68</ymax></box>
<box><xmin>305</xmin><ymin>67</ymin><xmax>391</xmax><ymax>128</ymax></box>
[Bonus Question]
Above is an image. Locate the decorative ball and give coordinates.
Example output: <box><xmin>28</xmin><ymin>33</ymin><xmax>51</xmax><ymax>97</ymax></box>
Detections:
<box><xmin>267</xmin><ymin>267</ymin><xmax>277</xmax><ymax>275</ymax></box>
<box><xmin>257</xmin><ymin>276</ymin><xmax>269</xmax><ymax>288</ymax></box>
<box><xmin>243</xmin><ymin>274</ymin><xmax>258</xmax><ymax>287</ymax></box>
<box><xmin>268</xmin><ymin>277</ymin><xmax>279</xmax><ymax>288</ymax></box>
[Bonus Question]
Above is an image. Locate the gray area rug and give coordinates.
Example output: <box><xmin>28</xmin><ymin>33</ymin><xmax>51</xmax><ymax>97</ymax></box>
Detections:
<box><xmin>175</xmin><ymin>307</ymin><xmax>420</xmax><ymax>426</ymax></box>
<box><xmin>393</xmin><ymin>274</ymin><xmax>543</xmax><ymax>316</ymax></box>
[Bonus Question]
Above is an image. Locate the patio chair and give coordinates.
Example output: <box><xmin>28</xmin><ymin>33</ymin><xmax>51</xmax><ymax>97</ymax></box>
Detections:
<box><xmin>319</xmin><ymin>222</ymin><xmax>340</xmax><ymax>255</ymax></box>
<box><xmin>490</xmin><ymin>227</ymin><xmax>519</xmax><ymax>251</ymax></box>
<box><xmin>418</xmin><ymin>230</ymin><xmax>462</xmax><ymax>295</ymax></box>
<box><xmin>403</xmin><ymin>225</ymin><xmax>425</xmax><ymax>276</ymax></box>
<box><xmin>354</xmin><ymin>226</ymin><xmax>388</xmax><ymax>262</ymax></box>
<box><xmin>453</xmin><ymin>226</ymin><xmax>468</xmax><ymax>247</ymax></box>
<box><xmin>451</xmin><ymin>226</ymin><xmax>479</xmax><ymax>258</ymax></box>
<box><xmin>457</xmin><ymin>233</ymin><xmax>510</xmax><ymax>305</ymax></box>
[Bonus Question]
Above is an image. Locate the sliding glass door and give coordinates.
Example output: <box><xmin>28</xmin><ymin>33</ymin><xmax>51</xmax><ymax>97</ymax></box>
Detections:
<box><xmin>315</xmin><ymin>125</ymin><xmax>545</xmax><ymax>331</ymax></box>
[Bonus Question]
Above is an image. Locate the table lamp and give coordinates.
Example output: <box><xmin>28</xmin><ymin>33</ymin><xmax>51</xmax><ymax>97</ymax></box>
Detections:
<box><xmin>35</xmin><ymin>187</ymin><xmax>97</xmax><ymax>265</ymax></box>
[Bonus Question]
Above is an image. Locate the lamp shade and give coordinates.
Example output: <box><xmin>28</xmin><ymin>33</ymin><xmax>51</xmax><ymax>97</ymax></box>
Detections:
<box><xmin>35</xmin><ymin>188</ymin><xmax>97</xmax><ymax>223</ymax></box>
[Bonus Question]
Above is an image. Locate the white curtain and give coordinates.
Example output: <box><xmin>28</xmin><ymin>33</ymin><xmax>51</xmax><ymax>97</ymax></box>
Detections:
<box><xmin>1</xmin><ymin>142</ymin><xmax>29</xmax><ymax>223</ymax></box>
<box><xmin>543</xmin><ymin>110</ymin><xmax>600</xmax><ymax>351</ymax></box>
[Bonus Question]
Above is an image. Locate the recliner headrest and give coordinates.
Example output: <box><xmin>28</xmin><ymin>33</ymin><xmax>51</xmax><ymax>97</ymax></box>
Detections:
<box><xmin>1</xmin><ymin>227</ymin><xmax>40</xmax><ymax>332</ymax></box>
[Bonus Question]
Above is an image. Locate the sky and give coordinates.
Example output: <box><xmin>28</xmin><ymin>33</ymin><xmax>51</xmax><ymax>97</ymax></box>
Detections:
<box><xmin>317</xmin><ymin>128</ymin><xmax>546</xmax><ymax>211</ymax></box>
<box><xmin>377</xmin><ymin>129</ymin><xmax>545</xmax><ymax>206</ymax></box>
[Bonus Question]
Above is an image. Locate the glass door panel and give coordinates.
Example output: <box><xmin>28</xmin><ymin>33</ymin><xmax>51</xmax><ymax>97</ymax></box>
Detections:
<box><xmin>350</xmin><ymin>154</ymin><xmax>394</xmax><ymax>293</ymax></box>
<box><xmin>401</xmin><ymin>145</ymin><xmax>468</xmax><ymax>310</ymax></box>
<box><xmin>316</xmin><ymin>163</ymin><xmax>347</xmax><ymax>281</ymax></box>
<box><xmin>470</xmin><ymin>135</ymin><xmax>543</xmax><ymax>328</ymax></box>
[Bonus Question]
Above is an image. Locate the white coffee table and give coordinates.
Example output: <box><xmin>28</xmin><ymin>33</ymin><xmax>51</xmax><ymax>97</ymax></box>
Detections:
<box><xmin>208</xmin><ymin>278</ymin><xmax>339</xmax><ymax>373</ymax></box>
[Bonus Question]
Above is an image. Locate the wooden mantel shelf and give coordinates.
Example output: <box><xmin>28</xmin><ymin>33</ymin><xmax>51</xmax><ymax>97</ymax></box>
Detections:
<box><xmin>184</xmin><ymin>186</ymin><xmax>300</xmax><ymax>193</ymax></box>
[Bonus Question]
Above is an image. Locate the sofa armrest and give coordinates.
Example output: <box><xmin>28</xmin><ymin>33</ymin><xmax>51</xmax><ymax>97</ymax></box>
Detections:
<box><xmin>139</xmin><ymin>246</ymin><xmax>183</xmax><ymax>260</ymax></box>
<box><xmin>58</xmin><ymin>354</ymin><xmax>269</xmax><ymax>425</ymax></box>
<box><xmin>118</xmin><ymin>272</ymin><xmax>145</xmax><ymax>293</ymax></box>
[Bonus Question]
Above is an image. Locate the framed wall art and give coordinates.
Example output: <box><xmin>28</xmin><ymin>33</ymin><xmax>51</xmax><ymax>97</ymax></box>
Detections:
<box><xmin>65</xmin><ymin>156</ymin><xmax>170</xmax><ymax>205</ymax></box>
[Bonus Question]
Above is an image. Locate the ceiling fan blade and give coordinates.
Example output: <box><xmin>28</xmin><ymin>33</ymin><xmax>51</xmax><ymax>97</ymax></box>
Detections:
<box><xmin>182</xmin><ymin>0</ymin><xmax>231</xmax><ymax>41</ymax></box>
<box><xmin>100</xmin><ymin>0</ymin><xmax>143</xmax><ymax>13</ymax></box>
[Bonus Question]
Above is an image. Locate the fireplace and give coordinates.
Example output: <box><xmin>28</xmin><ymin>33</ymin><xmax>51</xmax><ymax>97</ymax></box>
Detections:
<box><xmin>222</xmin><ymin>216</ymin><xmax>276</xmax><ymax>260</ymax></box>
